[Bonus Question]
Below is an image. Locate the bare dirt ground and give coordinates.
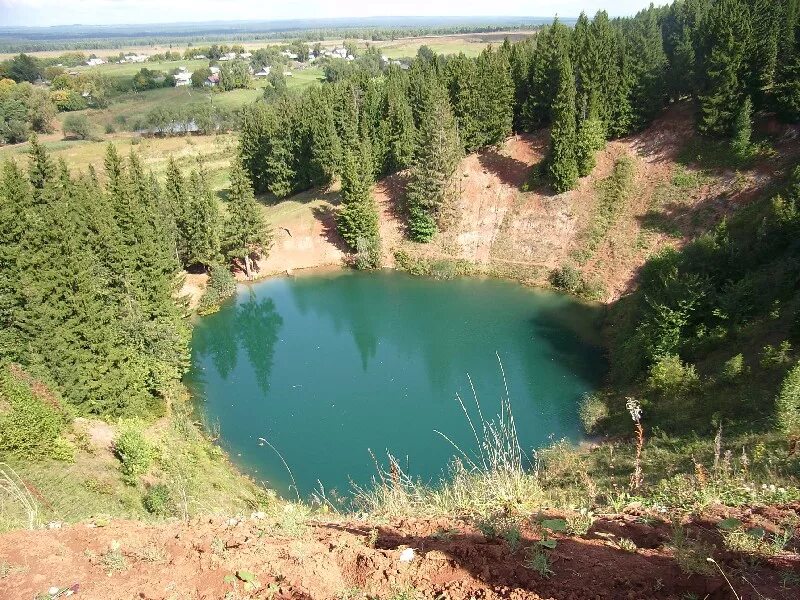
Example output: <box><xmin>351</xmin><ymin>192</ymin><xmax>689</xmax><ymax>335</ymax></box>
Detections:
<box><xmin>2</xmin><ymin>506</ymin><xmax>798</xmax><ymax>600</ymax></box>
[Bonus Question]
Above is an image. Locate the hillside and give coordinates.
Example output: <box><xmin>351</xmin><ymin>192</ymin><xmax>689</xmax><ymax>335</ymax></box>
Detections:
<box><xmin>237</xmin><ymin>103</ymin><xmax>797</xmax><ymax>304</ymax></box>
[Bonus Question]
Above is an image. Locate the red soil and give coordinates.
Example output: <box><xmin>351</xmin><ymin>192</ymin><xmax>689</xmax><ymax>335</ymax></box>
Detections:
<box><xmin>2</xmin><ymin>507</ymin><xmax>798</xmax><ymax>600</ymax></box>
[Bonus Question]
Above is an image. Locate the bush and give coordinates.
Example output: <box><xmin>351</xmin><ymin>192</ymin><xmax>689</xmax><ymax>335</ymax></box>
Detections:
<box><xmin>0</xmin><ymin>366</ymin><xmax>67</xmax><ymax>459</ymax></box>
<box><xmin>721</xmin><ymin>354</ymin><xmax>746</xmax><ymax>381</ymax></box>
<box><xmin>549</xmin><ymin>265</ymin><xmax>605</xmax><ymax>301</ymax></box>
<box><xmin>647</xmin><ymin>354</ymin><xmax>699</xmax><ymax>394</ymax></box>
<box><xmin>579</xmin><ymin>393</ymin><xmax>608</xmax><ymax>434</ymax></box>
<box><xmin>62</xmin><ymin>113</ymin><xmax>92</xmax><ymax>140</ymax></box>
<box><xmin>197</xmin><ymin>264</ymin><xmax>237</xmax><ymax>315</ymax></box>
<box><xmin>113</xmin><ymin>423</ymin><xmax>153</xmax><ymax>484</ymax></box>
<box><xmin>143</xmin><ymin>483</ymin><xmax>173</xmax><ymax>516</ymax></box>
<box><xmin>776</xmin><ymin>362</ymin><xmax>800</xmax><ymax>442</ymax></box>
<box><xmin>760</xmin><ymin>341</ymin><xmax>792</xmax><ymax>369</ymax></box>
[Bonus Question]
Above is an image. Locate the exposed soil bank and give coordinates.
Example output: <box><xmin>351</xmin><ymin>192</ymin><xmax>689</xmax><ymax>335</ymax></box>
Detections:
<box><xmin>2</xmin><ymin>508</ymin><xmax>798</xmax><ymax>599</ymax></box>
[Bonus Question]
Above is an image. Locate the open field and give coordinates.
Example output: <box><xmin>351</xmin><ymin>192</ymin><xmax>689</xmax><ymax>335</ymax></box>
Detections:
<box><xmin>0</xmin><ymin>31</ymin><xmax>536</xmax><ymax>61</ymax></box>
<box><xmin>62</xmin><ymin>66</ymin><xmax>324</xmax><ymax>130</ymax></box>
<box><xmin>373</xmin><ymin>30</ymin><xmax>536</xmax><ymax>58</ymax></box>
<box><xmin>0</xmin><ymin>133</ymin><xmax>238</xmax><ymax>191</ymax></box>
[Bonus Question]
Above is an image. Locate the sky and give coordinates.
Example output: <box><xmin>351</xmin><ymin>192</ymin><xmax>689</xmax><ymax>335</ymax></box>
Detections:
<box><xmin>0</xmin><ymin>0</ymin><xmax>663</xmax><ymax>27</ymax></box>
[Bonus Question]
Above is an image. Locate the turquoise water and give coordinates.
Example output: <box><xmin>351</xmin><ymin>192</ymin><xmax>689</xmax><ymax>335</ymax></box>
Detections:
<box><xmin>187</xmin><ymin>271</ymin><xmax>606</xmax><ymax>499</ymax></box>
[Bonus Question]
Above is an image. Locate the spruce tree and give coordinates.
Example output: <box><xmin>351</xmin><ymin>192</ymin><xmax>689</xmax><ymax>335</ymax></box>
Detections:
<box><xmin>336</xmin><ymin>142</ymin><xmax>381</xmax><ymax>268</ymax></box>
<box><xmin>731</xmin><ymin>95</ymin><xmax>753</xmax><ymax>158</ymax></box>
<box><xmin>698</xmin><ymin>0</ymin><xmax>753</xmax><ymax>137</ymax></box>
<box><xmin>0</xmin><ymin>160</ymin><xmax>31</xmax><ymax>360</ymax></box>
<box><xmin>548</xmin><ymin>50</ymin><xmax>579</xmax><ymax>193</ymax></box>
<box><xmin>520</xmin><ymin>19</ymin><xmax>571</xmax><ymax>131</ymax></box>
<box><xmin>184</xmin><ymin>170</ymin><xmax>221</xmax><ymax>268</ymax></box>
<box><xmin>576</xmin><ymin>114</ymin><xmax>606</xmax><ymax>177</ymax></box>
<box><xmin>383</xmin><ymin>67</ymin><xmax>416</xmax><ymax>172</ymax></box>
<box><xmin>774</xmin><ymin>0</ymin><xmax>800</xmax><ymax>122</ymax></box>
<box><xmin>27</xmin><ymin>133</ymin><xmax>54</xmax><ymax>198</ymax></box>
<box><xmin>223</xmin><ymin>159</ymin><xmax>272</xmax><ymax>279</ymax></box>
<box><xmin>406</xmin><ymin>83</ymin><xmax>462</xmax><ymax>242</ymax></box>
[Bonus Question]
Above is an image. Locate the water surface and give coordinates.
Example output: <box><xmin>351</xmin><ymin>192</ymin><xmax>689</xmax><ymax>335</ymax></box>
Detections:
<box><xmin>187</xmin><ymin>271</ymin><xmax>605</xmax><ymax>498</ymax></box>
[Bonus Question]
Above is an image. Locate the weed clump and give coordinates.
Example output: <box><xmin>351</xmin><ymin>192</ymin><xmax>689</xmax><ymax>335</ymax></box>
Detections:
<box><xmin>113</xmin><ymin>423</ymin><xmax>153</xmax><ymax>485</ymax></box>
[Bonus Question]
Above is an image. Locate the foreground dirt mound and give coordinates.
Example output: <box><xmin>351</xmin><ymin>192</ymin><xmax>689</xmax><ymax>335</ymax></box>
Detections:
<box><xmin>2</xmin><ymin>509</ymin><xmax>798</xmax><ymax>599</ymax></box>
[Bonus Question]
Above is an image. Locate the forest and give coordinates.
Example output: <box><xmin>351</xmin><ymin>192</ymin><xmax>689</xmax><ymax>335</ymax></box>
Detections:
<box><xmin>0</xmin><ymin>0</ymin><xmax>799</xmax><ymax>470</ymax></box>
<box><xmin>239</xmin><ymin>0</ymin><xmax>800</xmax><ymax>266</ymax></box>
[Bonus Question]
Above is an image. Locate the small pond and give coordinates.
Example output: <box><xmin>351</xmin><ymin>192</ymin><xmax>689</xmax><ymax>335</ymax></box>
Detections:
<box><xmin>186</xmin><ymin>271</ymin><xmax>606</xmax><ymax>499</ymax></box>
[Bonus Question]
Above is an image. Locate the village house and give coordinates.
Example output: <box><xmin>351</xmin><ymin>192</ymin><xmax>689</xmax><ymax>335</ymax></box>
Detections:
<box><xmin>254</xmin><ymin>66</ymin><xmax>271</xmax><ymax>78</ymax></box>
<box><xmin>85</xmin><ymin>57</ymin><xmax>105</xmax><ymax>66</ymax></box>
<box><xmin>174</xmin><ymin>66</ymin><xmax>193</xmax><ymax>86</ymax></box>
<box><xmin>123</xmin><ymin>54</ymin><xmax>149</xmax><ymax>63</ymax></box>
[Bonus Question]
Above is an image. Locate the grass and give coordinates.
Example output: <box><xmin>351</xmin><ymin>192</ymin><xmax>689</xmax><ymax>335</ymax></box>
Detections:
<box><xmin>0</xmin><ymin>133</ymin><xmax>238</xmax><ymax>191</ymax></box>
<box><xmin>573</xmin><ymin>156</ymin><xmax>635</xmax><ymax>264</ymax></box>
<box><xmin>642</xmin><ymin>165</ymin><xmax>716</xmax><ymax>237</ymax></box>
<box><xmin>0</xmin><ymin>398</ymin><xmax>270</xmax><ymax>531</ymax></box>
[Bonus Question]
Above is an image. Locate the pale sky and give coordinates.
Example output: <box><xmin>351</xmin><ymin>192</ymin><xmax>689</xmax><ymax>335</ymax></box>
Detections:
<box><xmin>0</xmin><ymin>0</ymin><xmax>664</xmax><ymax>27</ymax></box>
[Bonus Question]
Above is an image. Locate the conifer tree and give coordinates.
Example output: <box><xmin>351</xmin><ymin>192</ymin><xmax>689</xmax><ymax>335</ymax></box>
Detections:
<box><xmin>548</xmin><ymin>50</ymin><xmax>579</xmax><ymax>193</ymax></box>
<box><xmin>731</xmin><ymin>95</ymin><xmax>753</xmax><ymax>158</ymax></box>
<box><xmin>576</xmin><ymin>114</ymin><xmax>606</xmax><ymax>177</ymax></box>
<box><xmin>0</xmin><ymin>160</ymin><xmax>31</xmax><ymax>360</ymax></box>
<box><xmin>183</xmin><ymin>170</ymin><xmax>221</xmax><ymax>268</ymax></box>
<box><xmin>301</xmin><ymin>85</ymin><xmax>341</xmax><ymax>187</ymax></box>
<box><xmin>383</xmin><ymin>67</ymin><xmax>416</xmax><ymax>172</ymax></box>
<box><xmin>627</xmin><ymin>6</ymin><xmax>669</xmax><ymax>129</ymax></box>
<box><xmin>27</xmin><ymin>133</ymin><xmax>54</xmax><ymax>198</ymax></box>
<box><xmin>698</xmin><ymin>0</ymin><xmax>753</xmax><ymax>137</ymax></box>
<box><xmin>774</xmin><ymin>0</ymin><xmax>800</xmax><ymax>122</ymax></box>
<box><xmin>406</xmin><ymin>83</ymin><xmax>462</xmax><ymax>242</ymax></box>
<box><xmin>336</xmin><ymin>142</ymin><xmax>381</xmax><ymax>268</ymax></box>
<box><xmin>521</xmin><ymin>19</ymin><xmax>571</xmax><ymax>130</ymax></box>
<box><xmin>223</xmin><ymin>159</ymin><xmax>272</xmax><ymax>279</ymax></box>
<box><xmin>508</xmin><ymin>39</ymin><xmax>534</xmax><ymax>131</ymax></box>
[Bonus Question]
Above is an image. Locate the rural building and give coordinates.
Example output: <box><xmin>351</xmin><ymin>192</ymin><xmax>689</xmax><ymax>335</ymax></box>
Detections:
<box><xmin>254</xmin><ymin>66</ymin><xmax>271</xmax><ymax>78</ymax></box>
<box><xmin>174</xmin><ymin>67</ymin><xmax>193</xmax><ymax>86</ymax></box>
<box><xmin>86</xmin><ymin>58</ymin><xmax>105</xmax><ymax>66</ymax></box>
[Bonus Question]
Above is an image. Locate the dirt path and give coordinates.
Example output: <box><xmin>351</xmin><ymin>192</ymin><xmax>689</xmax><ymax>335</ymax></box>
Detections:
<box><xmin>2</xmin><ymin>510</ymin><xmax>797</xmax><ymax>600</ymax></box>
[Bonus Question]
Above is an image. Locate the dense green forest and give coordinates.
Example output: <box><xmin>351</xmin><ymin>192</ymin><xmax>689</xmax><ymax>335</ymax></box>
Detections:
<box><xmin>240</xmin><ymin>0</ymin><xmax>800</xmax><ymax>259</ymax></box>
<box><xmin>0</xmin><ymin>137</ymin><xmax>269</xmax><ymax>418</ymax></box>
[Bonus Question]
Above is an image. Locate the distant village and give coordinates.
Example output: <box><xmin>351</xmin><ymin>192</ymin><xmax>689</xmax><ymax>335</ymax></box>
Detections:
<box><xmin>79</xmin><ymin>44</ymin><xmax>410</xmax><ymax>88</ymax></box>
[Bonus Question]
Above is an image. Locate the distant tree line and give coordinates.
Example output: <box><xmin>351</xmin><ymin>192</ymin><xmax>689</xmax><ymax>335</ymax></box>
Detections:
<box><xmin>238</xmin><ymin>0</ymin><xmax>800</xmax><ymax>267</ymax></box>
<box><xmin>0</xmin><ymin>22</ymin><xmax>545</xmax><ymax>54</ymax></box>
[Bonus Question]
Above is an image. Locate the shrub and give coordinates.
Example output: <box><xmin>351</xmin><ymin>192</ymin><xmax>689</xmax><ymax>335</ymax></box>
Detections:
<box><xmin>62</xmin><ymin>113</ymin><xmax>92</xmax><ymax>140</ymax></box>
<box><xmin>197</xmin><ymin>264</ymin><xmax>237</xmax><ymax>315</ymax></box>
<box><xmin>647</xmin><ymin>354</ymin><xmax>699</xmax><ymax>394</ymax></box>
<box><xmin>0</xmin><ymin>367</ymin><xmax>67</xmax><ymax>459</ymax></box>
<box><xmin>549</xmin><ymin>265</ymin><xmax>605</xmax><ymax>301</ymax></box>
<box><xmin>721</xmin><ymin>354</ymin><xmax>745</xmax><ymax>381</ymax></box>
<box><xmin>113</xmin><ymin>423</ymin><xmax>153</xmax><ymax>484</ymax></box>
<box><xmin>579</xmin><ymin>393</ymin><xmax>608</xmax><ymax>434</ymax></box>
<box><xmin>760</xmin><ymin>341</ymin><xmax>792</xmax><ymax>369</ymax></box>
<box><xmin>776</xmin><ymin>362</ymin><xmax>800</xmax><ymax>445</ymax></box>
<box><xmin>143</xmin><ymin>483</ymin><xmax>173</xmax><ymax>516</ymax></box>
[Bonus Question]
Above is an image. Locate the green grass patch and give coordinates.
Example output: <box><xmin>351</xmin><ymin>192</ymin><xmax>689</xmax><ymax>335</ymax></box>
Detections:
<box><xmin>572</xmin><ymin>156</ymin><xmax>635</xmax><ymax>264</ymax></box>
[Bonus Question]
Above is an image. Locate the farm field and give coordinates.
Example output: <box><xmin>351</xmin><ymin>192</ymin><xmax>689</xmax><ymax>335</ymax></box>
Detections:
<box><xmin>65</xmin><ymin>65</ymin><xmax>324</xmax><ymax>130</ymax></box>
<box><xmin>0</xmin><ymin>132</ymin><xmax>239</xmax><ymax>191</ymax></box>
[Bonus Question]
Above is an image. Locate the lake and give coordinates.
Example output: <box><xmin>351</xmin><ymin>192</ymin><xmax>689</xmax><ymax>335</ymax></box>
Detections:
<box><xmin>186</xmin><ymin>270</ymin><xmax>606</xmax><ymax>499</ymax></box>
